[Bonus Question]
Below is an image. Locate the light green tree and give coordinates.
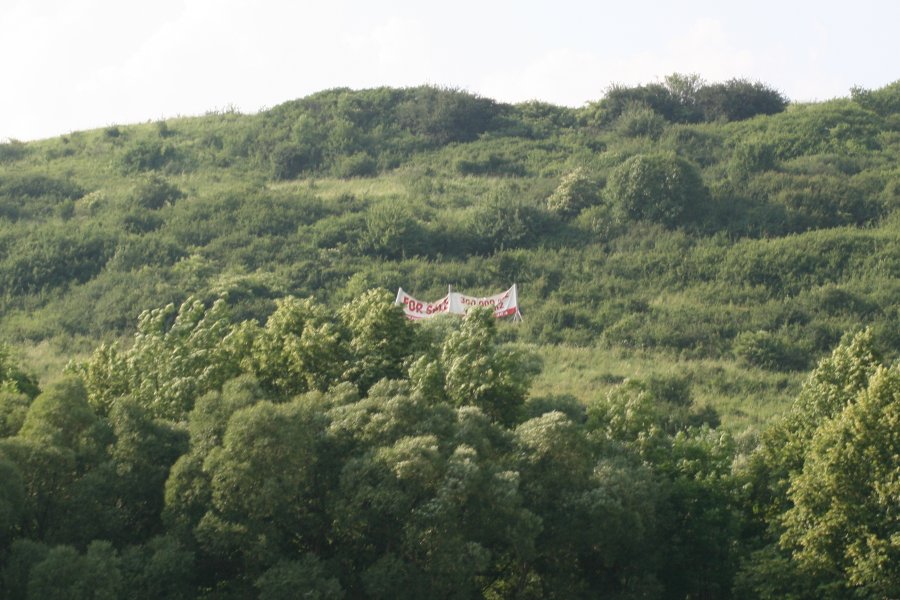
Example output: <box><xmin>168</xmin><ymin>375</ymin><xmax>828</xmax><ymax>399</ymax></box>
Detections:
<box><xmin>248</xmin><ymin>296</ymin><xmax>348</xmax><ymax>397</ymax></box>
<box><xmin>339</xmin><ymin>288</ymin><xmax>414</xmax><ymax>393</ymax></box>
<box><xmin>441</xmin><ymin>308</ymin><xmax>540</xmax><ymax>425</ymax></box>
<box><xmin>779</xmin><ymin>364</ymin><xmax>900</xmax><ymax>597</ymax></box>
<box><xmin>75</xmin><ymin>297</ymin><xmax>243</xmax><ymax>420</ymax></box>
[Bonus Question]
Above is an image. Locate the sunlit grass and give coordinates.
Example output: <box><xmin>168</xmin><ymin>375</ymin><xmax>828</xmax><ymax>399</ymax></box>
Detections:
<box><xmin>270</xmin><ymin>176</ymin><xmax>409</xmax><ymax>200</ymax></box>
<box><xmin>531</xmin><ymin>343</ymin><xmax>803</xmax><ymax>432</ymax></box>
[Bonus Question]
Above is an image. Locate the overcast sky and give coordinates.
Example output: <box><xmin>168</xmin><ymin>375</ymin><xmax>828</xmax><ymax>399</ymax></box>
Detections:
<box><xmin>2</xmin><ymin>0</ymin><xmax>898</xmax><ymax>141</ymax></box>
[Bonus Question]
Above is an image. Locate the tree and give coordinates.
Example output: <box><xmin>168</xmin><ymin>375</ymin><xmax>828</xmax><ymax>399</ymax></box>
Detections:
<box><xmin>196</xmin><ymin>398</ymin><xmax>321</xmax><ymax>569</ymax></box>
<box><xmin>256</xmin><ymin>555</ymin><xmax>344</xmax><ymax>600</ymax></box>
<box><xmin>736</xmin><ymin>329</ymin><xmax>887</xmax><ymax>598</ymax></box>
<box><xmin>779</xmin><ymin>364</ymin><xmax>900</xmax><ymax>597</ymax></box>
<box><xmin>1</xmin><ymin>539</ymin><xmax>49</xmax><ymax>600</ymax></box>
<box><xmin>75</xmin><ymin>297</ymin><xmax>243</xmax><ymax>420</ymax></box>
<box><xmin>0</xmin><ymin>456</ymin><xmax>25</xmax><ymax>547</ymax></box>
<box><xmin>607</xmin><ymin>153</ymin><xmax>708</xmax><ymax>228</ymax></box>
<box><xmin>441</xmin><ymin>308</ymin><xmax>540</xmax><ymax>425</ymax></box>
<box><xmin>26</xmin><ymin>541</ymin><xmax>123</xmax><ymax>600</ymax></box>
<box><xmin>663</xmin><ymin>72</ymin><xmax>705</xmax><ymax>122</ymax></box>
<box><xmin>248</xmin><ymin>296</ymin><xmax>348</xmax><ymax>397</ymax></box>
<box><xmin>0</xmin><ymin>437</ymin><xmax>76</xmax><ymax>540</ymax></box>
<box><xmin>119</xmin><ymin>535</ymin><xmax>195</xmax><ymax>600</ymax></box>
<box><xmin>0</xmin><ymin>345</ymin><xmax>40</xmax><ymax>399</ymax></box>
<box><xmin>102</xmin><ymin>399</ymin><xmax>189</xmax><ymax>544</ymax></box>
<box><xmin>0</xmin><ymin>391</ymin><xmax>30</xmax><ymax>437</ymax></box>
<box><xmin>18</xmin><ymin>378</ymin><xmax>100</xmax><ymax>462</ymax></box>
<box><xmin>339</xmin><ymin>289</ymin><xmax>414</xmax><ymax>393</ymax></box>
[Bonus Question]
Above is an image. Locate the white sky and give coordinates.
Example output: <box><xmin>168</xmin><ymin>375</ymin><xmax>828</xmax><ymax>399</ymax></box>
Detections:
<box><xmin>1</xmin><ymin>0</ymin><xmax>898</xmax><ymax>141</ymax></box>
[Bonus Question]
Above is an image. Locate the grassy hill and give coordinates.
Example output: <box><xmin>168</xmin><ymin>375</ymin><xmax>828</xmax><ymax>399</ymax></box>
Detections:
<box><xmin>1</xmin><ymin>78</ymin><xmax>899</xmax><ymax>430</ymax></box>
<box><xmin>2</xmin><ymin>77</ymin><xmax>900</xmax><ymax>599</ymax></box>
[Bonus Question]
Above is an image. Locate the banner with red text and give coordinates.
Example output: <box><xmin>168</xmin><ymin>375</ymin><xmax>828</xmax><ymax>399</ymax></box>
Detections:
<box><xmin>395</xmin><ymin>285</ymin><xmax>520</xmax><ymax>320</ymax></box>
<box><xmin>453</xmin><ymin>285</ymin><xmax>519</xmax><ymax>318</ymax></box>
<box><xmin>395</xmin><ymin>288</ymin><xmax>452</xmax><ymax>320</ymax></box>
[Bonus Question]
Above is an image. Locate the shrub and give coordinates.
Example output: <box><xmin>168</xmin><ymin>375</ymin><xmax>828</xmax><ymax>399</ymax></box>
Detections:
<box><xmin>614</xmin><ymin>103</ymin><xmax>667</xmax><ymax>139</ymax></box>
<box><xmin>271</xmin><ymin>143</ymin><xmax>320</xmax><ymax>180</ymax></box>
<box><xmin>696</xmin><ymin>79</ymin><xmax>788</xmax><ymax>122</ymax></box>
<box><xmin>546</xmin><ymin>167</ymin><xmax>601</xmax><ymax>217</ymax></box>
<box><xmin>851</xmin><ymin>79</ymin><xmax>900</xmax><ymax>116</ymax></box>
<box><xmin>727</xmin><ymin>138</ymin><xmax>777</xmax><ymax>182</ymax></box>
<box><xmin>395</xmin><ymin>86</ymin><xmax>503</xmax><ymax>145</ymax></box>
<box><xmin>358</xmin><ymin>201</ymin><xmax>424</xmax><ymax>259</ymax></box>
<box><xmin>120</xmin><ymin>139</ymin><xmax>179</xmax><ymax>173</ymax></box>
<box><xmin>129</xmin><ymin>175</ymin><xmax>184</xmax><ymax>210</ymax></box>
<box><xmin>0</xmin><ymin>140</ymin><xmax>28</xmax><ymax>163</ymax></box>
<box><xmin>733</xmin><ymin>330</ymin><xmax>809</xmax><ymax>371</ymax></box>
<box><xmin>607</xmin><ymin>153</ymin><xmax>708</xmax><ymax>227</ymax></box>
<box><xmin>466</xmin><ymin>189</ymin><xmax>546</xmax><ymax>254</ymax></box>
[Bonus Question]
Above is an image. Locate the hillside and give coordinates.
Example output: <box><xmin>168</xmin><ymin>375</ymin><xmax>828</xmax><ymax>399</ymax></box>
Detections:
<box><xmin>1</xmin><ymin>78</ymin><xmax>899</xmax><ymax>426</ymax></box>
<box><xmin>1</xmin><ymin>77</ymin><xmax>899</xmax><ymax>598</ymax></box>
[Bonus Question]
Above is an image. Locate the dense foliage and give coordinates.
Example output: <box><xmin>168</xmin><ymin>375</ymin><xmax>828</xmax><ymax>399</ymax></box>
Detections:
<box><xmin>1</xmin><ymin>75</ymin><xmax>899</xmax><ymax>597</ymax></box>
<box><xmin>1</xmin><ymin>297</ymin><xmax>897</xmax><ymax>598</ymax></box>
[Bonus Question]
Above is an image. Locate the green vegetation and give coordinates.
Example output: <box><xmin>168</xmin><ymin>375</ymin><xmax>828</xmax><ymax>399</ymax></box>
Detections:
<box><xmin>1</xmin><ymin>76</ymin><xmax>899</xmax><ymax>597</ymax></box>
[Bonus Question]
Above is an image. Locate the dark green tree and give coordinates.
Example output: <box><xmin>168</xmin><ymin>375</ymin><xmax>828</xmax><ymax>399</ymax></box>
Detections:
<box><xmin>26</xmin><ymin>541</ymin><xmax>123</xmax><ymax>600</ymax></box>
<box><xmin>256</xmin><ymin>555</ymin><xmax>344</xmax><ymax>600</ymax></box>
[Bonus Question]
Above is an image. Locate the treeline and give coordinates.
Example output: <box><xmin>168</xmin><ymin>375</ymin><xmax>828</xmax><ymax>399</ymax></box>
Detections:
<box><xmin>1</xmin><ymin>293</ymin><xmax>895</xmax><ymax>598</ymax></box>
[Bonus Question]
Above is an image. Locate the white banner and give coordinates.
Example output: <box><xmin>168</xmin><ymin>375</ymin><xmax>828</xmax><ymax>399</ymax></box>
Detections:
<box><xmin>453</xmin><ymin>285</ymin><xmax>519</xmax><ymax>318</ymax></box>
<box><xmin>396</xmin><ymin>285</ymin><xmax>520</xmax><ymax>320</ymax></box>
<box><xmin>395</xmin><ymin>288</ymin><xmax>452</xmax><ymax>320</ymax></box>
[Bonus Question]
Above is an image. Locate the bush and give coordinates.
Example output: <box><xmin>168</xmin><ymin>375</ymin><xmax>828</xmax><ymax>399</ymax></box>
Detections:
<box><xmin>546</xmin><ymin>168</ymin><xmax>601</xmax><ymax>217</ymax></box>
<box><xmin>0</xmin><ymin>140</ymin><xmax>28</xmax><ymax>163</ymax></box>
<box><xmin>465</xmin><ymin>189</ymin><xmax>547</xmax><ymax>254</ymax></box>
<box><xmin>455</xmin><ymin>153</ymin><xmax>526</xmax><ymax>177</ymax></box>
<box><xmin>129</xmin><ymin>175</ymin><xmax>184</xmax><ymax>210</ymax></box>
<box><xmin>0</xmin><ymin>226</ymin><xmax>116</xmax><ymax>295</ymax></box>
<box><xmin>334</xmin><ymin>152</ymin><xmax>377</xmax><ymax>178</ymax></box>
<box><xmin>733</xmin><ymin>330</ymin><xmax>809</xmax><ymax>371</ymax></box>
<box><xmin>614</xmin><ymin>103</ymin><xmax>667</xmax><ymax>139</ymax></box>
<box><xmin>727</xmin><ymin>138</ymin><xmax>777</xmax><ymax>182</ymax></box>
<box><xmin>396</xmin><ymin>86</ymin><xmax>503</xmax><ymax>145</ymax></box>
<box><xmin>851</xmin><ymin>79</ymin><xmax>900</xmax><ymax>116</ymax></box>
<box><xmin>696</xmin><ymin>78</ymin><xmax>788</xmax><ymax>121</ymax></box>
<box><xmin>270</xmin><ymin>143</ymin><xmax>321</xmax><ymax>180</ymax></box>
<box><xmin>120</xmin><ymin>139</ymin><xmax>179</xmax><ymax>173</ymax></box>
<box><xmin>358</xmin><ymin>201</ymin><xmax>424</xmax><ymax>259</ymax></box>
<box><xmin>607</xmin><ymin>153</ymin><xmax>708</xmax><ymax>227</ymax></box>
<box><xmin>590</xmin><ymin>82</ymin><xmax>681</xmax><ymax>124</ymax></box>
